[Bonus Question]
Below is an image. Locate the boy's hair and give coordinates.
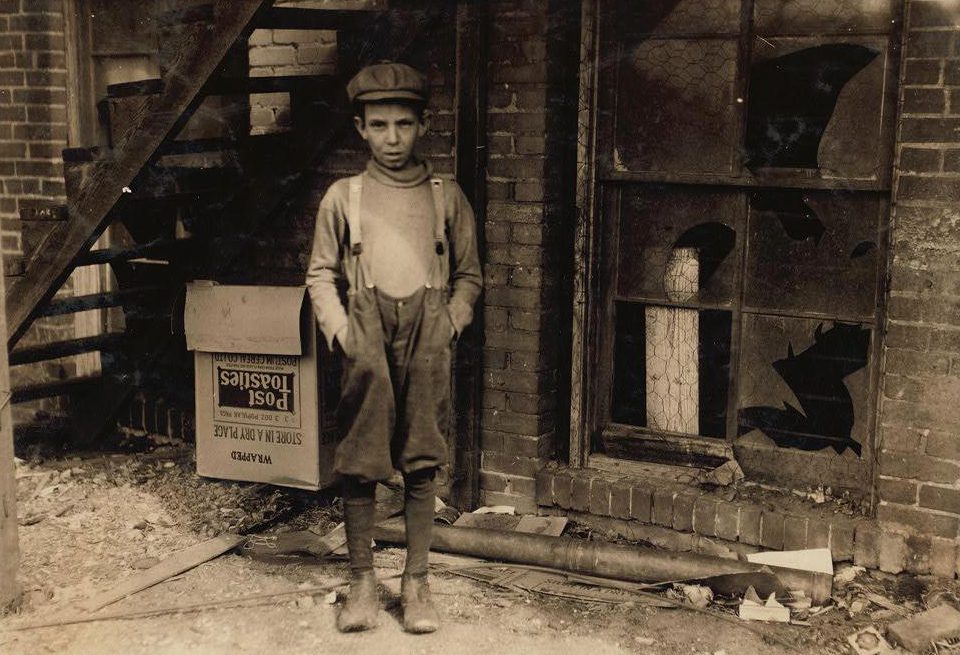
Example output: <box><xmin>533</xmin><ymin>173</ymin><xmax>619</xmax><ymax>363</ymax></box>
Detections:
<box><xmin>353</xmin><ymin>98</ymin><xmax>427</xmax><ymax>125</ymax></box>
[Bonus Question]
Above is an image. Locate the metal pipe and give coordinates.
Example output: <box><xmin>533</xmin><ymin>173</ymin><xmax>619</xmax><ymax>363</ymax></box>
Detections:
<box><xmin>375</xmin><ymin>520</ymin><xmax>832</xmax><ymax>604</ymax></box>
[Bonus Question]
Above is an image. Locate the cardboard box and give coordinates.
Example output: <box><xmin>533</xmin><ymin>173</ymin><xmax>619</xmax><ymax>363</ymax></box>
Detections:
<box><xmin>184</xmin><ymin>281</ymin><xmax>335</xmax><ymax>490</ymax></box>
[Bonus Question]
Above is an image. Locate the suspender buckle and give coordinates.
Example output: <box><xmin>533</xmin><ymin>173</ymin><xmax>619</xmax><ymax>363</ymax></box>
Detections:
<box><xmin>351</xmin><ymin>243</ymin><xmax>363</xmax><ymax>256</ymax></box>
<box><xmin>435</xmin><ymin>241</ymin><xmax>444</xmax><ymax>255</ymax></box>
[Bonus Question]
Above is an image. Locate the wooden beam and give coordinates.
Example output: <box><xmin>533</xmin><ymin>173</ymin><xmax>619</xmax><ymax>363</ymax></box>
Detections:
<box><xmin>0</xmin><ymin>253</ymin><xmax>20</xmax><ymax>610</ymax></box>
<box><xmin>450</xmin><ymin>0</ymin><xmax>489</xmax><ymax>512</ymax></box>
<box><xmin>9</xmin><ymin>333</ymin><xmax>126</xmax><ymax>366</ymax></box>
<box><xmin>5</xmin><ymin>0</ymin><xmax>275</xmax><ymax>348</ymax></box>
<box><xmin>258</xmin><ymin>7</ymin><xmax>384</xmax><ymax>30</ymax></box>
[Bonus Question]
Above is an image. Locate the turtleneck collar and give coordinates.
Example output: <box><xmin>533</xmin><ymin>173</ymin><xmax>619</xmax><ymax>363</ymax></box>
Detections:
<box><xmin>365</xmin><ymin>157</ymin><xmax>432</xmax><ymax>187</ymax></box>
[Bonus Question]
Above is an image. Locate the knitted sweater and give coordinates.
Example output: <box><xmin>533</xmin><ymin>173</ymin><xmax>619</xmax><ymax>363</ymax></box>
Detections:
<box><xmin>305</xmin><ymin>159</ymin><xmax>482</xmax><ymax>350</ymax></box>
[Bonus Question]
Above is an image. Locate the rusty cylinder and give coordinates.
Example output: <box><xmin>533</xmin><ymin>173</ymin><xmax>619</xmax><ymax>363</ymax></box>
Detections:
<box><xmin>374</xmin><ymin>520</ymin><xmax>832</xmax><ymax>604</ymax></box>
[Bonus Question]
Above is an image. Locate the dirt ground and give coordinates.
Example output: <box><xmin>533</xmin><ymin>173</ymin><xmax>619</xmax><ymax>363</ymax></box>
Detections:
<box><xmin>1</xmin><ymin>442</ymin><xmax>957</xmax><ymax>655</ymax></box>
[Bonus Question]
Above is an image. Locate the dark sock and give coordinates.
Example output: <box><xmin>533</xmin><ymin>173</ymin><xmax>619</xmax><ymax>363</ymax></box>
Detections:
<box><xmin>342</xmin><ymin>476</ymin><xmax>377</xmax><ymax>575</ymax></box>
<box><xmin>402</xmin><ymin>468</ymin><xmax>437</xmax><ymax>576</ymax></box>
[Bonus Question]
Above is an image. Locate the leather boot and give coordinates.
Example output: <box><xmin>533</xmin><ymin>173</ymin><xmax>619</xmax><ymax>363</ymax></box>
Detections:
<box><xmin>401</xmin><ymin>573</ymin><xmax>439</xmax><ymax>634</ymax></box>
<box><xmin>337</xmin><ymin>570</ymin><xmax>379</xmax><ymax>632</ymax></box>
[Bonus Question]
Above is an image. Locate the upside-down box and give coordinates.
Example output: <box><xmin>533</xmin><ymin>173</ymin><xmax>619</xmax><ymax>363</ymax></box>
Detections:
<box><xmin>184</xmin><ymin>281</ymin><xmax>336</xmax><ymax>490</ymax></box>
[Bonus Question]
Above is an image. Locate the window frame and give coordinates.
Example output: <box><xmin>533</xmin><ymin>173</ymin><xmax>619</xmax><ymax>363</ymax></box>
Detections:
<box><xmin>568</xmin><ymin>0</ymin><xmax>904</xmax><ymax>502</ymax></box>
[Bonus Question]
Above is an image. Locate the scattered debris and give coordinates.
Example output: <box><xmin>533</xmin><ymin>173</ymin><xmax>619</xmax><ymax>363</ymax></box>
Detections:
<box><xmin>887</xmin><ymin>604</ymin><xmax>960</xmax><ymax>653</ymax></box>
<box><xmin>473</xmin><ymin>505</ymin><xmax>516</xmax><ymax>515</ymax></box>
<box><xmin>738</xmin><ymin>585</ymin><xmax>790</xmax><ymax>623</ymax></box>
<box><xmin>697</xmin><ymin>461</ymin><xmax>744</xmax><ymax>487</ymax></box>
<box><xmin>847</xmin><ymin>626</ymin><xmax>894</xmax><ymax>655</ymax></box>
<box><xmin>77</xmin><ymin>533</ymin><xmax>245</xmax><ymax>612</ymax></box>
<box><xmin>515</xmin><ymin>515</ymin><xmax>568</xmax><ymax>537</ymax></box>
<box><xmin>835</xmin><ymin>564</ymin><xmax>866</xmax><ymax>584</ymax></box>
<box><xmin>746</xmin><ymin>548</ymin><xmax>833</xmax><ymax>575</ymax></box>
<box><xmin>675</xmin><ymin>584</ymin><xmax>713</xmax><ymax>609</ymax></box>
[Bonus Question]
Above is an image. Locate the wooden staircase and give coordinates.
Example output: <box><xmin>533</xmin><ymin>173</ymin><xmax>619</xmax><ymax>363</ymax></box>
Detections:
<box><xmin>6</xmin><ymin>0</ymin><xmax>449</xmax><ymax>444</ymax></box>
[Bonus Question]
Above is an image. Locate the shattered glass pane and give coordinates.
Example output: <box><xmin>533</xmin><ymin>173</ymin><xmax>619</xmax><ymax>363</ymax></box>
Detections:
<box><xmin>737</xmin><ymin>314</ymin><xmax>871</xmax><ymax>456</ymax></box>
<box><xmin>605</xmin><ymin>0</ymin><xmax>741</xmax><ymax>36</ymax></box>
<box><xmin>613</xmin><ymin>38</ymin><xmax>739</xmax><ymax>174</ymax></box>
<box><xmin>745</xmin><ymin>37</ymin><xmax>887</xmax><ymax>176</ymax></box>
<box><xmin>754</xmin><ymin>0</ymin><xmax>895</xmax><ymax>35</ymax></box>
<box><xmin>612</xmin><ymin>302</ymin><xmax>731</xmax><ymax>438</ymax></box>
<box><xmin>617</xmin><ymin>186</ymin><xmax>740</xmax><ymax>305</ymax></box>
<box><xmin>744</xmin><ymin>190</ymin><xmax>883</xmax><ymax>320</ymax></box>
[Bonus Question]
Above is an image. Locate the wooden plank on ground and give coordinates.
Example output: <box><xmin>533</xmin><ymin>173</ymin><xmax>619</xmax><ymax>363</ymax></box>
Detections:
<box><xmin>76</xmin><ymin>533</ymin><xmax>244</xmax><ymax>613</ymax></box>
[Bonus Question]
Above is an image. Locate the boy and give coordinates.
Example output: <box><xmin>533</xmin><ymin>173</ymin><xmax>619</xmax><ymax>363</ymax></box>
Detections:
<box><xmin>305</xmin><ymin>62</ymin><xmax>482</xmax><ymax>634</ymax></box>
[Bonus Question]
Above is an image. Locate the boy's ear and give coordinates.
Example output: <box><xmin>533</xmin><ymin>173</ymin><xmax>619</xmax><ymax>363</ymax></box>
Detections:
<box><xmin>353</xmin><ymin>115</ymin><xmax>366</xmax><ymax>139</ymax></box>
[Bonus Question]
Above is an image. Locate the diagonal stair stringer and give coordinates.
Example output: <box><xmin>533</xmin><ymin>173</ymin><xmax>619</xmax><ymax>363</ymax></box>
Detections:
<box><xmin>5</xmin><ymin>0</ymin><xmax>275</xmax><ymax>349</ymax></box>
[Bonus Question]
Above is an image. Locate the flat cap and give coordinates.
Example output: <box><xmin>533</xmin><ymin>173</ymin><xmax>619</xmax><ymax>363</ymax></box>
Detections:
<box><xmin>346</xmin><ymin>62</ymin><xmax>428</xmax><ymax>104</ymax></box>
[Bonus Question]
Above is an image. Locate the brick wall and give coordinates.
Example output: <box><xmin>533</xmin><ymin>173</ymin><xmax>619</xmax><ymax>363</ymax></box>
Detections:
<box><xmin>476</xmin><ymin>0</ymin><xmax>578</xmax><ymax>514</ymax></box>
<box><xmin>0</xmin><ymin>0</ymin><xmax>76</xmax><ymax>422</ymax></box>
<box><xmin>877</xmin><ymin>0</ymin><xmax>960</xmax><ymax>551</ymax></box>
<box><xmin>0</xmin><ymin>0</ymin><xmax>67</xmax><ymax>258</ymax></box>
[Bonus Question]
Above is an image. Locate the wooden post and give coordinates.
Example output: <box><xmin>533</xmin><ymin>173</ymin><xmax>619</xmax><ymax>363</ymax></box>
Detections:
<box><xmin>0</xmin><ymin>251</ymin><xmax>21</xmax><ymax>610</ymax></box>
<box><xmin>645</xmin><ymin>247</ymin><xmax>699</xmax><ymax>434</ymax></box>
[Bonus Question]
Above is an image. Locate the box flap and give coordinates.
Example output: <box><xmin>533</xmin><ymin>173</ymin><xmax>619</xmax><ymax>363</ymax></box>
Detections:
<box><xmin>184</xmin><ymin>282</ymin><xmax>307</xmax><ymax>355</ymax></box>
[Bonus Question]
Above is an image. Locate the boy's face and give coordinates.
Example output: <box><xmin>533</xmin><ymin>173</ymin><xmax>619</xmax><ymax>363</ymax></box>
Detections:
<box><xmin>354</xmin><ymin>103</ymin><xmax>427</xmax><ymax>170</ymax></box>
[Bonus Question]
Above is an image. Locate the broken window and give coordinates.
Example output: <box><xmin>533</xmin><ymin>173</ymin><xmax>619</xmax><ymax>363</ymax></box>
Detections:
<box><xmin>588</xmin><ymin>0</ymin><xmax>899</xmax><ymax>496</ymax></box>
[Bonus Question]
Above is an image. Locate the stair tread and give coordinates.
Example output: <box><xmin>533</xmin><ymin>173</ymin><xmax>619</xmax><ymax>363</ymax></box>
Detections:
<box><xmin>10</xmin><ymin>332</ymin><xmax>126</xmax><ymax>366</ymax></box>
<box><xmin>38</xmin><ymin>287</ymin><xmax>169</xmax><ymax>318</ymax></box>
<box><xmin>11</xmin><ymin>374</ymin><xmax>103</xmax><ymax>403</ymax></box>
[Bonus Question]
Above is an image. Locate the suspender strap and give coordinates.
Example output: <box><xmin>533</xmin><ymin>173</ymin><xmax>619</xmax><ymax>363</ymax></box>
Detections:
<box><xmin>430</xmin><ymin>177</ymin><xmax>445</xmax><ymax>255</ymax></box>
<box><xmin>347</xmin><ymin>174</ymin><xmax>363</xmax><ymax>256</ymax></box>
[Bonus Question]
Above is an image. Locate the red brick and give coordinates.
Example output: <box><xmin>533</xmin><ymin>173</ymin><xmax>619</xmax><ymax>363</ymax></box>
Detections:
<box><xmin>481</xmin><ymin>451</ymin><xmax>541</xmax><ymax>477</ymax></box>
<box><xmin>899</xmin><ymin>146</ymin><xmax>941</xmax><ymax>172</ymax></box>
<box><xmin>904</xmin><ymin>87</ymin><xmax>947</xmax><ymax>113</ymax></box>
<box><xmin>482</xmin><ymin>408</ymin><xmax>551</xmax><ymax>435</ymax></box>
<box><xmin>900</xmin><ymin>117</ymin><xmax>960</xmax><ymax>143</ymax></box>
<box><xmin>855</xmin><ymin>523</ymin><xmax>881</xmax><ymax>568</ymax></box>
<box><xmin>535</xmin><ymin>467</ymin><xmax>553</xmax><ymax>505</ymax></box>
<box><xmin>879</xmin><ymin>503</ymin><xmax>960</xmax><ymax>538</ymax></box>
<box><xmin>652</xmin><ymin>489</ymin><xmax>675</xmax><ymax>527</ymax></box>
<box><xmin>553</xmin><ymin>470</ymin><xmax>572</xmax><ymax>508</ymax></box>
<box><xmin>879</xmin><ymin>477</ymin><xmax>920</xmax><ymax>505</ymax></box>
<box><xmin>487</xmin><ymin>155</ymin><xmax>545</xmax><ymax>178</ymax></box>
<box><xmin>630</xmin><ymin>485</ymin><xmax>652</xmax><ymax>523</ymax></box>
<box><xmin>514</xmin><ymin>180</ymin><xmax>544</xmax><ymax>202</ymax></box>
<box><xmin>716</xmin><ymin>503</ymin><xmax>740</xmax><ymax>541</ymax></box>
<box><xmin>760</xmin><ymin>511</ymin><xmax>784</xmax><ymax>550</ymax></box>
<box><xmin>881</xmin><ymin>426</ymin><xmax>925</xmax><ymax>453</ymax></box>
<box><xmin>488</xmin><ymin>111</ymin><xmax>547</xmax><ymax>134</ymax></box>
<box><xmin>610</xmin><ymin>482</ymin><xmax>631</xmax><ymax>520</ymax></box>
<box><xmin>904</xmin><ymin>59</ymin><xmax>942</xmax><ymax>84</ymax></box>
<box><xmin>570</xmin><ymin>474</ymin><xmax>591</xmax><ymax>512</ymax></box>
<box><xmin>930</xmin><ymin>537</ymin><xmax>959</xmax><ymax>578</ymax></box>
<box><xmin>783</xmin><ymin>515</ymin><xmax>809</xmax><ymax>550</ymax></box>
<box><xmin>672</xmin><ymin>492</ymin><xmax>695</xmax><ymax>532</ymax></box>
<box><xmin>831</xmin><ymin>519</ymin><xmax>857</xmax><ymax>561</ymax></box>
<box><xmin>898</xmin><ymin>176</ymin><xmax>960</xmax><ymax>202</ymax></box>
<box><xmin>484</xmin><ymin>369</ymin><xmax>555</xmax><ymax>394</ymax></box>
<box><xmin>879</xmin><ymin>532</ymin><xmax>908</xmax><ymax>574</ymax></box>
<box><xmin>808</xmin><ymin>519</ymin><xmax>830</xmax><ymax>549</ymax></box>
<box><xmin>590</xmin><ymin>477</ymin><xmax>611</xmax><ymax>516</ymax></box>
<box><xmin>905</xmin><ymin>534</ymin><xmax>933</xmax><ymax>574</ymax></box>
<box><xmin>927</xmin><ymin>432</ymin><xmax>960</xmax><ymax>459</ymax></box>
<box><xmin>502</xmin><ymin>433</ymin><xmax>551</xmax><ymax>458</ymax></box>
<box><xmin>880</xmin><ymin>452</ymin><xmax>960</xmax><ymax>485</ymax></box>
<box><xmin>481</xmin><ymin>491</ymin><xmax>536</xmax><ymax>515</ymax></box>
<box><xmin>907</xmin><ymin>29</ymin><xmax>957</xmax><ymax>57</ymax></box>
<box><xmin>506</xmin><ymin>391</ymin><xmax>556</xmax><ymax>415</ymax></box>
<box><xmin>919</xmin><ymin>485</ymin><xmax>960</xmax><ymax>513</ymax></box>
<box><xmin>739</xmin><ymin>505</ymin><xmax>762</xmax><ymax>545</ymax></box>
<box><xmin>910</xmin><ymin>0</ymin><xmax>960</xmax><ymax>28</ymax></box>
<box><xmin>693</xmin><ymin>496</ymin><xmax>717</xmax><ymax>537</ymax></box>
